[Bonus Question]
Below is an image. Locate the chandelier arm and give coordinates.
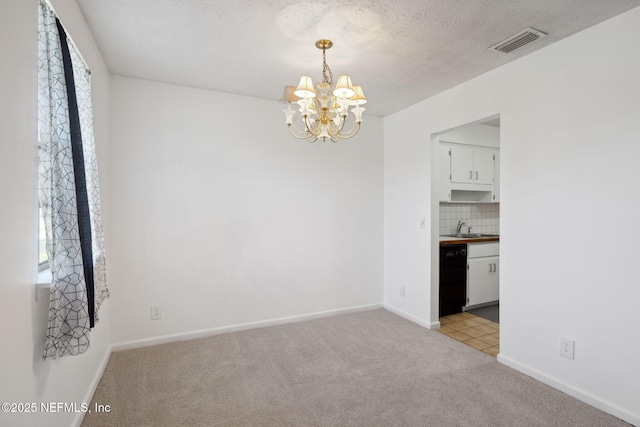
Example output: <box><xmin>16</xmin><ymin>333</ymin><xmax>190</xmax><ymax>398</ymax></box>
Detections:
<box><xmin>343</xmin><ymin>122</ymin><xmax>362</xmax><ymax>139</ymax></box>
<box><xmin>302</xmin><ymin>114</ymin><xmax>322</xmax><ymax>137</ymax></box>
<box><xmin>288</xmin><ymin>125</ymin><xmax>312</xmax><ymax>140</ymax></box>
<box><xmin>333</xmin><ymin>117</ymin><xmax>361</xmax><ymax>140</ymax></box>
<box><xmin>327</xmin><ymin>121</ymin><xmax>342</xmax><ymax>137</ymax></box>
<box><xmin>288</xmin><ymin>117</ymin><xmax>314</xmax><ymax>139</ymax></box>
<box><xmin>288</xmin><ymin>125</ymin><xmax>319</xmax><ymax>143</ymax></box>
<box><xmin>288</xmin><ymin>118</ymin><xmax>324</xmax><ymax>142</ymax></box>
<box><xmin>324</xmin><ymin>113</ymin><xmax>348</xmax><ymax>137</ymax></box>
<box><xmin>321</xmin><ymin>116</ymin><xmax>360</xmax><ymax>142</ymax></box>
<box><xmin>335</xmin><ymin>114</ymin><xmax>349</xmax><ymax>133</ymax></box>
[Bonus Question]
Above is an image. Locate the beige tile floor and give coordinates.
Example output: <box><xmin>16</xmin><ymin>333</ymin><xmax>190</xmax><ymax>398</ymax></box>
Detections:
<box><xmin>437</xmin><ymin>312</ymin><xmax>500</xmax><ymax>357</ymax></box>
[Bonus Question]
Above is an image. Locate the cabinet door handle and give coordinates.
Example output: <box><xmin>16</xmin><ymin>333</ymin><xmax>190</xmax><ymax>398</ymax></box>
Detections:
<box><xmin>489</xmin><ymin>263</ymin><xmax>493</xmax><ymax>273</ymax></box>
<box><xmin>469</xmin><ymin>170</ymin><xmax>473</xmax><ymax>179</ymax></box>
<box><xmin>493</xmin><ymin>263</ymin><xmax>497</xmax><ymax>272</ymax></box>
<box><xmin>475</xmin><ymin>171</ymin><xmax>479</xmax><ymax>180</ymax></box>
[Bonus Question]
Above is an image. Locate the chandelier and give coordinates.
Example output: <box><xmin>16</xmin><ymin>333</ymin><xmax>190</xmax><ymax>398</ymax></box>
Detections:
<box><xmin>281</xmin><ymin>39</ymin><xmax>367</xmax><ymax>143</ymax></box>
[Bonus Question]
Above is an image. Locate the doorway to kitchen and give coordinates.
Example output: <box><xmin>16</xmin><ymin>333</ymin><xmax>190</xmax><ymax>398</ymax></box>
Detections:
<box><xmin>431</xmin><ymin>115</ymin><xmax>501</xmax><ymax>357</ymax></box>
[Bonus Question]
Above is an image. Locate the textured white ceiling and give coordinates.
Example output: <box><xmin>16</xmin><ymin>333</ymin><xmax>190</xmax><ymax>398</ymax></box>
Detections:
<box><xmin>76</xmin><ymin>0</ymin><xmax>640</xmax><ymax>117</ymax></box>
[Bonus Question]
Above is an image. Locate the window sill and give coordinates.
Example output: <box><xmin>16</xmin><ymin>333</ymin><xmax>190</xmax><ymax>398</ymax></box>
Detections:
<box><xmin>36</xmin><ymin>269</ymin><xmax>52</xmax><ymax>302</ymax></box>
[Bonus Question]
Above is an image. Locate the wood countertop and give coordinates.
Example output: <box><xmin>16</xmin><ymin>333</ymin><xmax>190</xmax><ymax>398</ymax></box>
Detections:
<box><xmin>439</xmin><ymin>235</ymin><xmax>499</xmax><ymax>245</ymax></box>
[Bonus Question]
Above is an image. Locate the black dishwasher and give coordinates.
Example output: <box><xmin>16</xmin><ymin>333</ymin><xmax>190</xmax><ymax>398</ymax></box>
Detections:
<box><xmin>439</xmin><ymin>244</ymin><xmax>467</xmax><ymax>317</ymax></box>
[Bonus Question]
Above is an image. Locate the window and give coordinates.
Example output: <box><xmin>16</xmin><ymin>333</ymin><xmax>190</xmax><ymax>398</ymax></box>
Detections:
<box><xmin>38</xmin><ymin>207</ymin><xmax>48</xmax><ymax>270</ymax></box>
<box><xmin>38</xmin><ymin>126</ymin><xmax>49</xmax><ymax>273</ymax></box>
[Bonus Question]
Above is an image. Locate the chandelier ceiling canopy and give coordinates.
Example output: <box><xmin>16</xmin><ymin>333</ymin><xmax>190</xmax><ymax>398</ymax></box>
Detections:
<box><xmin>282</xmin><ymin>39</ymin><xmax>366</xmax><ymax>143</ymax></box>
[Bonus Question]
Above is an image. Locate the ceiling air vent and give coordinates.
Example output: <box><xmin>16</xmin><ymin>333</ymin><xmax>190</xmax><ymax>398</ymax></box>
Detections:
<box><xmin>489</xmin><ymin>27</ymin><xmax>547</xmax><ymax>53</ymax></box>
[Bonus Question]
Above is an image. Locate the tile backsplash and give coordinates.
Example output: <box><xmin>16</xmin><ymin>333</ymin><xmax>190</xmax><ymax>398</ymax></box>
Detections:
<box><xmin>439</xmin><ymin>203</ymin><xmax>500</xmax><ymax>235</ymax></box>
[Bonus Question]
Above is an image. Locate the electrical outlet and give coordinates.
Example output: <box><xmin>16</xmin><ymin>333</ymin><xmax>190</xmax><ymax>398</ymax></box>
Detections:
<box><xmin>560</xmin><ymin>337</ymin><xmax>575</xmax><ymax>359</ymax></box>
<box><xmin>150</xmin><ymin>305</ymin><xmax>162</xmax><ymax>320</ymax></box>
<box><xmin>400</xmin><ymin>285</ymin><xmax>405</xmax><ymax>297</ymax></box>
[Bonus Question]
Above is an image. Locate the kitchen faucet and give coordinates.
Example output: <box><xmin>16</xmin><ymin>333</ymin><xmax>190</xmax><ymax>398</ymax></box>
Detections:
<box><xmin>456</xmin><ymin>221</ymin><xmax>466</xmax><ymax>234</ymax></box>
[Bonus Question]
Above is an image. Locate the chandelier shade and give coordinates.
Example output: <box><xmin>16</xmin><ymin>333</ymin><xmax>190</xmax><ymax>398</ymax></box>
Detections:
<box><xmin>280</xmin><ymin>85</ymin><xmax>299</xmax><ymax>103</ymax></box>
<box><xmin>333</xmin><ymin>75</ymin><xmax>355</xmax><ymax>99</ymax></box>
<box><xmin>351</xmin><ymin>86</ymin><xmax>367</xmax><ymax>105</ymax></box>
<box><xmin>294</xmin><ymin>76</ymin><xmax>316</xmax><ymax>98</ymax></box>
<box><xmin>282</xmin><ymin>39</ymin><xmax>367</xmax><ymax>143</ymax></box>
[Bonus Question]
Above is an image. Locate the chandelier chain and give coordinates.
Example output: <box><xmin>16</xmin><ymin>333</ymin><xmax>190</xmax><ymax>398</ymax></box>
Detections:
<box><xmin>321</xmin><ymin>47</ymin><xmax>333</xmax><ymax>85</ymax></box>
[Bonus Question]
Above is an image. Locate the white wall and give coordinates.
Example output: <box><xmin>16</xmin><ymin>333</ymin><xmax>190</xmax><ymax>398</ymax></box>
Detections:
<box><xmin>439</xmin><ymin>123</ymin><xmax>500</xmax><ymax>148</ymax></box>
<box><xmin>384</xmin><ymin>6</ymin><xmax>640</xmax><ymax>425</ymax></box>
<box><xmin>108</xmin><ymin>77</ymin><xmax>384</xmax><ymax>345</ymax></box>
<box><xmin>0</xmin><ymin>1</ymin><xmax>111</xmax><ymax>426</ymax></box>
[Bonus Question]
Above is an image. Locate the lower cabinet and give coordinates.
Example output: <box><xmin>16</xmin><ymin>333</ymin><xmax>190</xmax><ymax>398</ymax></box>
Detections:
<box><xmin>467</xmin><ymin>243</ymin><xmax>499</xmax><ymax>307</ymax></box>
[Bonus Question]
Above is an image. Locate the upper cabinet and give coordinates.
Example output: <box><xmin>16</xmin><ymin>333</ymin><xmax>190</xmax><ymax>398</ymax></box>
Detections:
<box><xmin>440</xmin><ymin>143</ymin><xmax>499</xmax><ymax>203</ymax></box>
<box><xmin>450</xmin><ymin>145</ymin><xmax>495</xmax><ymax>186</ymax></box>
<box><xmin>437</xmin><ymin>121</ymin><xmax>500</xmax><ymax>203</ymax></box>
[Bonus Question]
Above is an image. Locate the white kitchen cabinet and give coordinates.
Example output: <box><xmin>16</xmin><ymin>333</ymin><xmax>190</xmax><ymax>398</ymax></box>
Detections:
<box><xmin>439</xmin><ymin>143</ymin><xmax>499</xmax><ymax>203</ymax></box>
<box><xmin>467</xmin><ymin>242</ymin><xmax>499</xmax><ymax>307</ymax></box>
<box><xmin>471</xmin><ymin>149</ymin><xmax>495</xmax><ymax>185</ymax></box>
<box><xmin>439</xmin><ymin>144</ymin><xmax>453</xmax><ymax>202</ymax></box>
<box><xmin>450</xmin><ymin>145</ymin><xmax>495</xmax><ymax>187</ymax></box>
<box><xmin>493</xmin><ymin>150</ymin><xmax>500</xmax><ymax>202</ymax></box>
<box><xmin>450</xmin><ymin>145</ymin><xmax>474</xmax><ymax>184</ymax></box>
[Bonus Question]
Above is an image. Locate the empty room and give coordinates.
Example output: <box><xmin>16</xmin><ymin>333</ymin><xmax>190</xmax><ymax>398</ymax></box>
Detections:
<box><xmin>1</xmin><ymin>1</ymin><xmax>639</xmax><ymax>426</ymax></box>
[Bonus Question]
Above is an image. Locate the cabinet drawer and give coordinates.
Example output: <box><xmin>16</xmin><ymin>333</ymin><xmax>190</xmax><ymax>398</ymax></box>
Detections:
<box><xmin>467</xmin><ymin>242</ymin><xmax>499</xmax><ymax>258</ymax></box>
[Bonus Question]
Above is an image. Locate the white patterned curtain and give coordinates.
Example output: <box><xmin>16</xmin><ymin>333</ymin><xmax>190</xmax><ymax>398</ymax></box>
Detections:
<box><xmin>37</xmin><ymin>0</ymin><xmax>109</xmax><ymax>359</ymax></box>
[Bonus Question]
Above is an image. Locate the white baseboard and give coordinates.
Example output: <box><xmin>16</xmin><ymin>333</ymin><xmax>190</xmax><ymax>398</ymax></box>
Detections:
<box><xmin>112</xmin><ymin>303</ymin><xmax>383</xmax><ymax>352</ymax></box>
<box><xmin>463</xmin><ymin>300</ymin><xmax>498</xmax><ymax>311</ymax></box>
<box><xmin>72</xmin><ymin>344</ymin><xmax>113</xmax><ymax>427</ymax></box>
<box><xmin>383</xmin><ymin>303</ymin><xmax>440</xmax><ymax>329</ymax></box>
<box><xmin>498</xmin><ymin>354</ymin><xmax>639</xmax><ymax>427</ymax></box>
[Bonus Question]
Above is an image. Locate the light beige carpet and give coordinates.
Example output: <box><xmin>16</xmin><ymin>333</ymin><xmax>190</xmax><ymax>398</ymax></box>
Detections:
<box><xmin>82</xmin><ymin>309</ymin><xmax>630</xmax><ymax>426</ymax></box>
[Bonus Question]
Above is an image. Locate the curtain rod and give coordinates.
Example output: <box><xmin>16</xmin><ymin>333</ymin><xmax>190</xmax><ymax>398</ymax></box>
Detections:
<box><xmin>41</xmin><ymin>0</ymin><xmax>92</xmax><ymax>75</ymax></box>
